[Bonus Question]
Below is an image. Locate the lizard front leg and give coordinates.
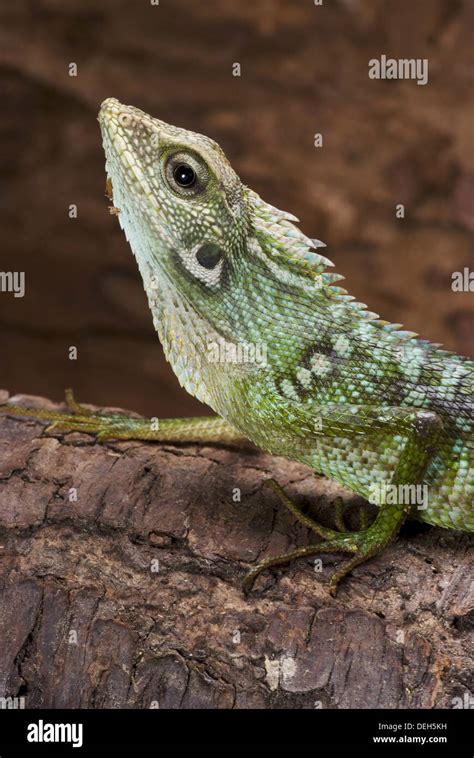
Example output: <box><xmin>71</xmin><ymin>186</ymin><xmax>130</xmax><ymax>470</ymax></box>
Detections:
<box><xmin>243</xmin><ymin>404</ymin><xmax>443</xmax><ymax>595</ymax></box>
<box><xmin>0</xmin><ymin>390</ymin><xmax>246</xmax><ymax>445</ymax></box>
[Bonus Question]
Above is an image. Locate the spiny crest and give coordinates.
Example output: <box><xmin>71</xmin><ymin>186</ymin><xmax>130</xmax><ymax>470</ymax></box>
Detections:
<box><xmin>246</xmin><ymin>189</ymin><xmax>474</xmax><ymax>369</ymax></box>
<box><xmin>245</xmin><ymin>187</ymin><xmax>430</xmax><ymax>345</ymax></box>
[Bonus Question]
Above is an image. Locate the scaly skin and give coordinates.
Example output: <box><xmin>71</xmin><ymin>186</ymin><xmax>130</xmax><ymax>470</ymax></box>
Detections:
<box><xmin>2</xmin><ymin>99</ymin><xmax>473</xmax><ymax>594</ymax></box>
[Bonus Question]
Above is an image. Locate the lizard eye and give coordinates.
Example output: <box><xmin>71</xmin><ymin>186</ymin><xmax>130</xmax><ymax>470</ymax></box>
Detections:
<box><xmin>164</xmin><ymin>151</ymin><xmax>209</xmax><ymax>196</ymax></box>
<box><xmin>173</xmin><ymin>163</ymin><xmax>195</xmax><ymax>187</ymax></box>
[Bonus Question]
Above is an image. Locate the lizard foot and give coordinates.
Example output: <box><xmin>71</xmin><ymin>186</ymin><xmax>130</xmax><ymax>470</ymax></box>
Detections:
<box><xmin>0</xmin><ymin>390</ymin><xmax>142</xmax><ymax>440</ymax></box>
<box><xmin>0</xmin><ymin>394</ymin><xmax>240</xmax><ymax>444</ymax></box>
<box><xmin>243</xmin><ymin>478</ymin><xmax>397</xmax><ymax>596</ymax></box>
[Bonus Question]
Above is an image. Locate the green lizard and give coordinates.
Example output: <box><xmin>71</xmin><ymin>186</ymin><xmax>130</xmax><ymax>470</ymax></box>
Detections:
<box><xmin>2</xmin><ymin>99</ymin><xmax>473</xmax><ymax>595</ymax></box>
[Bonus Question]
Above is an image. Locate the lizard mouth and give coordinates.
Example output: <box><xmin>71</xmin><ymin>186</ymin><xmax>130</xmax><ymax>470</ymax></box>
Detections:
<box><xmin>103</xmin><ymin>176</ymin><xmax>120</xmax><ymax>216</ymax></box>
<box><xmin>105</xmin><ymin>176</ymin><xmax>113</xmax><ymax>201</ymax></box>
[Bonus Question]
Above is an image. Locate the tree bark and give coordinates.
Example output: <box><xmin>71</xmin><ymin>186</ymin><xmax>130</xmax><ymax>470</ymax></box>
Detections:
<box><xmin>0</xmin><ymin>391</ymin><xmax>472</xmax><ymax>709</ymax></box>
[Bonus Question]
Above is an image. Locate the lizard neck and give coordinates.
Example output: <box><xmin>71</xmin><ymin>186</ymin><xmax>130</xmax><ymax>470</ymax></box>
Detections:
<box><xmin>142</xmin><ymin>262</ymin><xmax>256</xmax><ymax>412</ymax></box>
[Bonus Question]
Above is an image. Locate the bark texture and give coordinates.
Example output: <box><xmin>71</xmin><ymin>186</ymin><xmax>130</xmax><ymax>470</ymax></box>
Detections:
<box><xmin>0</xmin><ymin>391</ymin><xmax>472</xmax><ymax>710</ymax></box>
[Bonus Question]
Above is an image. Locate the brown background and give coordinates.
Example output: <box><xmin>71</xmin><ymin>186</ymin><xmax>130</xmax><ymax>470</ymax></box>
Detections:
<box><xmin>0</xmin><ymin>0</ymin><xmax>473</xmax><ymax>417</ymax></box>
<box><xmin>0</xmin><ymin>1</ymin><xmax>473</xmax><ymax>714</ymax></box>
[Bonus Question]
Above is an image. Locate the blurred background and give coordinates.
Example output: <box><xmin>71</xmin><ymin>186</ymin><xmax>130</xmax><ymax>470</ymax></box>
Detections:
<box><xmin>0</xmin><ymin>0</ymin><xmax>473</xmax><ymax>417</ymax></box>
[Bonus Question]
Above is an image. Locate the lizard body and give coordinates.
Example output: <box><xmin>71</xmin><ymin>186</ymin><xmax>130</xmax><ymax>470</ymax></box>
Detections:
<box><xmin>2</xmin><ymin>99</ymin><xmax>473</xmax><ymax>592</ymax></box>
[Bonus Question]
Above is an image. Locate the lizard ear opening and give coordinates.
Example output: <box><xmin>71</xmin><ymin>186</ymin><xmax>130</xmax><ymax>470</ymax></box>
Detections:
<box><xmin>174</xmin><ymin>241</ymin><xmax>225</xmax><ymax>289</ymax></box>
<box><xmin>196</xmin><ymin>243</ymin><xmax>223</xmax><ymax>270</ymax></box>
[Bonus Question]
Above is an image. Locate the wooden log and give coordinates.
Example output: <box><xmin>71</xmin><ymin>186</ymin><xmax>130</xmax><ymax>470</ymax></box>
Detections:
<box><xmin>0</xmin><ymin>392</ymin><xmax>472</xmax><ymax>709</ymax></box>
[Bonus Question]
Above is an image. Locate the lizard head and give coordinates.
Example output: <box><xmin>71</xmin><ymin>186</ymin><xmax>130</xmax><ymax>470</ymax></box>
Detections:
<box><xmin>98</xmin><ymin>99</ymin><xmax>332</xmax><ymax>409</ymax></box>
<box><xmin>98</xmin><ymin>98</ymin><xmax>249</xmax><ymax>296</ymax></box>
